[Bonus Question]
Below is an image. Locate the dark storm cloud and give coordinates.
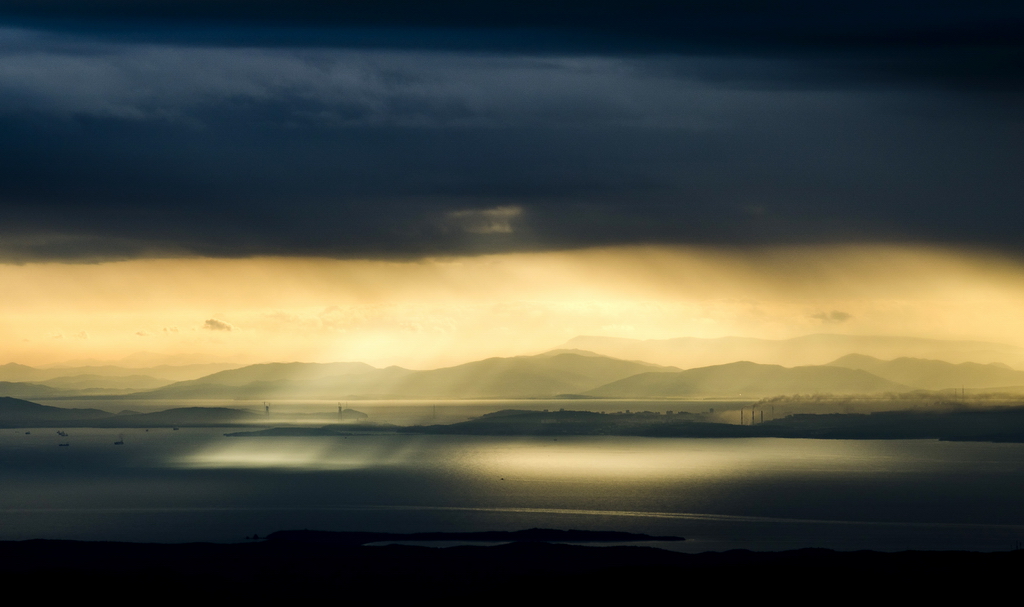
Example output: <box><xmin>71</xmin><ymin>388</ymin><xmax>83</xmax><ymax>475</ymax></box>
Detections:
<box><xmin>0</xmin><ymin>2</ymin><xmax>1021</xmax><ymax>261</ymax></box>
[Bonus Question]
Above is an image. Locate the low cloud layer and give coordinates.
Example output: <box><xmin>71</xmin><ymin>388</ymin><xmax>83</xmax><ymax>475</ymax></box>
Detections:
<box><xmin>4</xmin><ymin>247</ymin><xmax>1024</xmax><ymax>368</ymax></box>
<box><xmin>0</xmin><ymin>3</ymin><xmax>1021</xmax><ymax>262</ymax></box>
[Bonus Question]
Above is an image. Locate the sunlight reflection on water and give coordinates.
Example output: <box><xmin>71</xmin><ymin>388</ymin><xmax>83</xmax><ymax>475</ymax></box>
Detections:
<box><xmin>175</xmin><ymin>436</ymin><xmax>431</xmax><ymax>470</ymax></box>
<box><xmin>173</xmin><ymin>434</ymin><xmax>964</xmax><ymax>479</ymax></box>
<box><xmin>6</xmin><ymin>429</ymin><xmax>1024</xmax><ymax>549</ymax></box>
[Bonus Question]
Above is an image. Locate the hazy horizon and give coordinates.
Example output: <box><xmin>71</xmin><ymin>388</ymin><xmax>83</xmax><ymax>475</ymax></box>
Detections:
<box><xmin>2</xmin><ymin>2</ymin><xmax>1023</xmax><ymax>552</ymax></box>
<box><xmin>7</xmin><ymin>328</ymin><xmax>1024</xmax><ymax>371</ymax></box>
<box><xmin>6</xmin><ymin>245</ymin><xmax>1024</xmax><ymax>370</ymax></box>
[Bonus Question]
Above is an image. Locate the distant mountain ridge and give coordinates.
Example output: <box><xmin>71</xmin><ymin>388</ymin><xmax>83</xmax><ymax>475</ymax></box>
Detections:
<box><xmin>0</xmin><ymin>362</ymin><xmax>241</xmax><ymax>383</ymax></box>
<box><xmin>164</xmin><ymin>362</ymin><xmax>380</xmax><ymax>388</ymax></box>
<box><xmin>826</xmin><ymin>354</ymin><xmax>1024</xmax><ymax>391</ymax></box>
<box><xmin>0</xmin><ymin>381</ymin><xmax>65</xmax><ymax>399</ymax></box>
<box><xmin>0</xmin><ymin>396</ymin><xmax>110</xmax><ymax>423</ymax></box>
<box><xmin>561</xmin><ymin>334</ymin><xmax>1024</xmax><ymax>369</ymax></box>
<box><xmin>584</xmin><ymin>361</ymin><xmax>911</xmax><ymax>398</ymax></box>
<box><xmin>0</xmin><ymin>396</ymin><xmax>261</xmax><ymax>427</ymax></box>
<box><xmin>7</xmin><ymin>335</ymin><xmax>1024</xmax><ymax>401</ymax></box>
<box><xmin>117</xmin><ymin>351</ymin><xmax>677</xmax><ymax>400</ymax></box>
<box><xmin>0</xmin><ymin>362</ymin><xmax>246</xmax><ymax>398</ymax></box>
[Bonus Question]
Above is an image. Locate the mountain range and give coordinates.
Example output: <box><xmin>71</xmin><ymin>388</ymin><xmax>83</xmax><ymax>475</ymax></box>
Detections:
<box><xmin>583</xmin><ymin>361</ymin><xmax>911</xmax><ymax>398</ymax></box>
<box><xmin>826</xmin><ymin>354</ymin><xmax>1024</xmax><ymax>391</ymax></box>
<box><xmin>0</xmin><ymin>396</ymin><xmax>257</xmax><ymax>428</ymax></box>
<box><xmin>560</xmin><ymin>334</ymin><xmax>1024</xmax><ymax>369</ymax></box>
<box><xmin>125</xmin><ymin>350</ymin><xmax>675</xmax><ymax>400</ymax></box>
<box><xmin>0</xmin><ymin>362</ymin><xmax>241</xmax><ymax>383</ymax></box>
<box><xmin>4</xmin><ymin>334</ymin><xmax>1024</xmax><ymax>400</ymax></box>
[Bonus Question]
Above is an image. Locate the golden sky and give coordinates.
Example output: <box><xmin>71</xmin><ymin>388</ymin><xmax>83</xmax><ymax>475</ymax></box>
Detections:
<box><xmin>4</xmin><ymin>244</ymin><xmax>1024</xmax><ymax>369</ymax></box>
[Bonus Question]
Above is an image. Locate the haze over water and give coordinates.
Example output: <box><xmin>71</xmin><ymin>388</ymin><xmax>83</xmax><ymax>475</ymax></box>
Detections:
<box><xmin>5</xmin><ymin>412</ymin><xmax>1024</xmax><ymax>552</ymax></box>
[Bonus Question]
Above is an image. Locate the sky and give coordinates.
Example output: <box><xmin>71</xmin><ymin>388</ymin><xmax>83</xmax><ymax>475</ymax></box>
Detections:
<box><xmin>1</xmin><ymin>1</ymin><xmax>1023</xmax><ymax>368</ymax></box>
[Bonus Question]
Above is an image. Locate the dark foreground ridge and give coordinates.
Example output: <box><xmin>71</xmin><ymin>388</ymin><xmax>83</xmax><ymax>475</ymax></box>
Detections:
<box><xmin>266</xmin><ymin>528</ymin><xmax>685</xmax><ymax>545</ymax></box>
<box><xmin>1</xmin><ymin>535</ymin><xmax>1022</xmax><ymax>600</ymax></box>
<box><xmin>399</xmin><ymin>406</ymin><xmax>1024</xmax><ymax>442</ymax></box>
<box><xmin>11</xmin><ymin>395</ymin><xmax>1024</xmax><ymax>442</ymax></box>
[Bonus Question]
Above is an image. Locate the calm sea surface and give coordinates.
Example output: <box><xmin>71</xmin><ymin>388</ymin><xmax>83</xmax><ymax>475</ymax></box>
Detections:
<box><xmin>3</xmin><ymin>422</ymin><xmax>1024</xmax><ymax>551</ymax></box>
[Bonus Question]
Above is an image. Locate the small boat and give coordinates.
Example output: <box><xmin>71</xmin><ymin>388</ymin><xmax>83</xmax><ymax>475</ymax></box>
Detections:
<box><xmin>114</xmin><ymin>434</ymin><xmax>125</xmax><ymax>445</ymax></box>
<box><xmin>58</xmin><ymin>443</ymin><xmax>70</xmax><ymax>447</ymax></box>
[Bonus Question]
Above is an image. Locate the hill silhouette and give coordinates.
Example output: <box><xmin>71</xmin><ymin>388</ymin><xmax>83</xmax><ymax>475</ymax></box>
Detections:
<box><xmin>562</xmin><ymin>334</ymin><xmax>1024</xmax><ymax>369</ymax></box>
<box><xmin>120</xmin><ymin>351</ymin><xmax>676</xmax><ymax>400</ymax></box>
<box><xmin>0</xmin><ymin>381</ymin><xmax>65</xmax><ymax>399</ymax></box>
<box><xmin>0</xmin><ymin>362</ymin><xmax>239</xmax><ymax>383</ymax></box>
<box><xmin>827</xmin><ymin>354</ymin><xmax>1024</xmax><ymax>391</ymax></box>
<box><xmin>0</xmin><ymin>362</ymin><xmax>239</xmax><ymax>396</ymax></box>
<box><xmin>584</xmin><ymin>361</ymin><xmax>909</xmax><ymax>398</ymax></box>
<box><xmin>0</xmin><ymin>397</ymin><xmax>262</xmax><ymax>428</ymax></box>
<box><xmin>95</xmin><ymin>407</ymin><xmax>259</xmax><ymax>427</ymax></box>
<box><xmin>13</xmin><ymin>338</ymin><xmax>1024</xmax><ymax>401</ymax></box>
<box><xmin>165</xmin><ymin>361</ymin><xmax>380</xmax><ymax>387</ymax></box>
<box><xmin>0</xmin><ymin>396</ymin><xmax>111</xmax><ymax>426</ymax></box>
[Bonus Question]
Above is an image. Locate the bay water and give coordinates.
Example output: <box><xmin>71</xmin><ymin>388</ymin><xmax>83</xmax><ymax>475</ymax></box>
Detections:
<box><xmin>3</xmin><ymin>417</ymin><xmax>1024</xmax><ymax>551</ymax></box>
